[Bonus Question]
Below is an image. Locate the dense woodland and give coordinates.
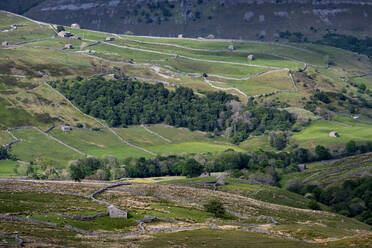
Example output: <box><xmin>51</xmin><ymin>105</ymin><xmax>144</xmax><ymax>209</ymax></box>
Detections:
<box><xmin>317</xmin><ymin>34</ymin><xmax>372</xmax><ymax>57</ymax></box>
<box><xmin>51</xmin><ymin>77</ymin><xmax>237</xmax><ymax>131</ymax></box>
<box><xmin>51</xmin><ymin>77</ymin><xmax>296</xmax><ymax>143</ymax></box>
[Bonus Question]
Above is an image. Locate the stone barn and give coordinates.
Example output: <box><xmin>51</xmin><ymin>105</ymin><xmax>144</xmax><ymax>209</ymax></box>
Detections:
<box><xmin>61</xmin><ymin>126</ymin><xmax>72</xmax><ymax>132</ymax></box>
<box><xmin>58</xmin><ymin>31</ymin><xmax>72</xmax><ymax>38</ymax></box>
<box><xmin>329</xmin><ymin>131</ymin><xmax>339</xmax><ymax>138</ymax></box>
<box><xmin>64</xmin><ymin>44</ymin><xmax>73</xmax><ymax>49</ymax></box>
<box><xmin>108</xmin><ymin>205</ymin><xmax>128</xmax><ymax>218</ymax></box>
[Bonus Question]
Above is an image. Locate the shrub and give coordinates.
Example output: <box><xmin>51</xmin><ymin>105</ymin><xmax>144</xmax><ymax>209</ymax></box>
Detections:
<box><xmin>204</xmin><ymin>199</ymin><xmax>225</xmax><ymax>218</ymax></box>
<box><xmin>308</xmin><ymin>200</ymin><xmax>321</xmax><ymax>210</ymax></box>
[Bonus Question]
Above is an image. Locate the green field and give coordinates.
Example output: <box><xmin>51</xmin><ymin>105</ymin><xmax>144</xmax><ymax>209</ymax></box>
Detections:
<box><xmin>122</xmin><ymin>35</ymin><xmax>327</xmax><ymax>67</ymax></box>
<box><xmin>0</xmin><ymin>12</ymin><xmax>55</xmax><ymax>44</ymax></box>
<box><xmin>149</xmin><ymin>142</ymin><xmax>244</xmax><ymax>155</ymax></box>
<box><xmin>49</xmin><ymin>128</ymin><xmax>151</xmax><ymax>160</ymax></box>
<box><xmin>111</xmin><ymin>38</ymin><xmax>303</xmax><ymax>70</ymax></box>
<box><xmin>0</xmin><ymin>160</ymin><xmax>18</xmax><ymax>178</ymax></box>
<box><xmin>10</xmin><ymin>128</ymin><xmax>84</xmax><ymax>167</ymax></box>
<box><xmin>291</xmin><ymin>117</ymin><xmax>372</xmax><ymax>149</ymax></box>
<box><xmin>0</xmin><ymin>130</ymin><xmax>13</xmax><ymax>146</ymax></box>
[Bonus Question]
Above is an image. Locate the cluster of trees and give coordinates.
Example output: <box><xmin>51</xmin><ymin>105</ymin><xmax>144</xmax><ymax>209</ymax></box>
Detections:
<box><xmin>69</xmin><ymin>156</ymin><xmax>125</xmax><ymax>181</ymax></box>
<box><xmin>317</xmin><ymin>34</ymin><xmax>372</xmax><ymax>57</ymax></box>
<box><xmin>0</xmin><ymin>146</ymin><xmax>9</xmax><ymax>160</ymax></box>
<box><xmin>228</xmin><ymin>102</ymin><xmax>295</xmax><ymax>144</ymax></box>
<box><xmin>279</xmin><ymin>31</ymin><xmax>307</xmax><ymax>42</ymax></box>
<box><xmin>287</xmin><ymin>177</ymin><xmax>372</xmax><ymax>225</ymax></box>
<box><xmin>51</xmin><ymin>77</ymin><xmax>237</xmax><ymax>132</ymax></box>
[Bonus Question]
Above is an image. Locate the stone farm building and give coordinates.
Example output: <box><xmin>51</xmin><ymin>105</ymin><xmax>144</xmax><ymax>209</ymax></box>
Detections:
<box><xmin>61</xmin><ymin>126</ymin><xmax>72</xmax><ymax>131</ymax></box>
<box><xmin>329</xmin><ymin>131</ymin><xmax>339</xmax><ymax>138</ymax></box>
<box><xmin>58</xmin><ymin>31</ymin><xmax>72</xmax><ymax>38</ymax></box>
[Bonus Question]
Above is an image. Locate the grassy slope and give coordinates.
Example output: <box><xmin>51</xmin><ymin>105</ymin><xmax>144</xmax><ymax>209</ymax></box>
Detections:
<box><xmin>280</xmin><ymin>152</ymin><xmax>372</xmax><ymax>187</ymax></box>
<box><xmin>10</xmin><ymin>128</ymin><xmax>84</xmax><ymax>167</ymax></box>
<box><xmin>0</xmin><ymin>160</ymin><xmax>18</xmax><ymax>178</ymax></box>
<box><xmin>220</xmin><ymin>182</ymin><xmax>313</xmax><ymax>210</ymax></box>
<box><xmin>0</xmin><ymin>130</ymin><xmax>13</xmax><ymax>145</ymax></box>
<box><xmin>291</xmin><ymin>117</ymin><xmax>372</xmax><ymax>149</ymax></box>
<box><xmin>49</xmin><ymin>128</ymin><xmax>151</xmax><ymax>160</ymax></box>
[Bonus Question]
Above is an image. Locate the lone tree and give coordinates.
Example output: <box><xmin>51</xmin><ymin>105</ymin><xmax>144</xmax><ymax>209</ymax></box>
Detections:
<box><xmin>204</xmin><ymin>199</ymin><xmax>225</xmax><ymax>218</ymax></box>
<box><xmin>69</xmin><ymin>164</ymin><xmax>84</xmax><ymax>182</ymax></box>
<box><xmin>0</xmin><ymin>146</ymin><xmax>10</xmax><ymax>160</ymax></box>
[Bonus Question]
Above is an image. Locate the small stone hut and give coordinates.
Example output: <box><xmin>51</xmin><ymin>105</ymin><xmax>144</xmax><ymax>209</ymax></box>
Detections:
<box><xmin>64</xmin><ymin>44</ymin><xmax>73</xmax><ymax>49</ymax></box>
<box><xmin>329</xmin><ymin>131</ymin><xmax>339</xmax><ymax>138</ymax></box>
<box><xmin>247</xmin><ymin>54</ymin><xmax>255</xmax><ymax>61</ymax></box>
<box><xmin>61</xmin><ymin>126</ymin><xmax>72</xmax><ymax>132</ymax></box>
<box><xmin>108</xmin><ymin>205</ymin><xmax>127</xmax><ymax>218</ymax></box>
<box><xmin>71</xmin><ymin>23</ymin><xmax>80</xmax><ymax>29</ymax></box>
<box><xmin>58</xmin><ymin>31</ymin><xmax>72</xmax><ymax>38</ymax></box>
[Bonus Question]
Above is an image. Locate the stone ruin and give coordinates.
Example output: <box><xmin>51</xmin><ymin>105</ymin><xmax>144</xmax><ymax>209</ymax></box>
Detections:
<box><xmin>108</xmin><ymin>205</ymin><xmax>128</xmax><ymax>219</ymax></box>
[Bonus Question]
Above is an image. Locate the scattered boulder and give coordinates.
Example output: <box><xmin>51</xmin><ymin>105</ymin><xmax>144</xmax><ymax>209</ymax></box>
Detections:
<box><xmin>71</xmin><ymin>23</ymin><xmax>80</xmax><ymax>29</ymax></box>
<box><xmin>200</xmin><ymin>171</ymin><xmax>211</xmax><ymax>177</ymax></box>
<box><xmin>178</xmin><ymin>34</ymin><xmax>183</xmax><ymax>38</ymax></box>
<box><xmin>297</xmin><ymin>164</ymin><xmax>306</xmax><ymax>171</ymax></box>
<box><xmin>1</xmin><ymin>41</ymin><xmax>8</xmax><ymax>47</ymax></box>
<box><xmin>216</xmin><ymin>174</ymin><xmax>227</xmax><ymax>185</ymax></box>
<box><xmin>207</xmin><ymin>34</ymin><xmax>215</xmax><ymax>39</ymax></box>
<box><xmin>329</xmin><ymin>131</ymin><xmax>339</xmax><ymax>138</ymax></box>
<box><xmin>247</xmin><ymin>54</ymin><xmax>255</xmax><ymax>61</ymax></box>
<box><xmin>228</xmin><ymin>45</ymin><xmax>234</xmax><ymax>51</ymax></box>
<box><xmin>105</xmin><ymin>37</ymin><xmax>115</xmax><ymax>41</ymax></box>
<box><xmin>108</xmin><ymin>205</ymin><xmax>128</xmax><ymax>219</ymax></box>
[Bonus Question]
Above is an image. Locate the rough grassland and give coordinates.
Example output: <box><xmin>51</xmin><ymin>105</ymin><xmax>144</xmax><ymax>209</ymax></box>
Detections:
<box><xmin>280</xmin><ymin>152</ymin><xmax>372</xmax><ymax>187</ymax></box>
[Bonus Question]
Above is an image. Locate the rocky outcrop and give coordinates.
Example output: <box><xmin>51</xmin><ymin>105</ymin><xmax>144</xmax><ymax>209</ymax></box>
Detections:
<box><xmin>1</xmin><ymin>0</ymin><xmax>370</xmax><ymax>41</ymax></box>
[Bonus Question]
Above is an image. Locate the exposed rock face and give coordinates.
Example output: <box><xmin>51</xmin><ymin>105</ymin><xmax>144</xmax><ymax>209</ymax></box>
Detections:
<box><xmin>108</xmin><ymin>205</ymin><xmax>127</xmax><ymax>219</ymax></box>
<box><xmin>0</xmin><ymin>0</ymin><xmax>371</xmax><ymax>40</ymax></box>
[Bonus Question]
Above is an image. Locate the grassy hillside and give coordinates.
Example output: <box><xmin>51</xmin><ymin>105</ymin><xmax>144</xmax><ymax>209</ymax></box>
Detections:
<box><xmin>0</xmin><ymin>11</ymin><xmax>371</xmax><ymax>178</ymax></box>
<box><xmin>10</xmin><ymin>128</ymin><xmax>84</xmax><ymax>167</ymax></box>
<box><xmin>280</xmin><ymin>153</ymin><xmax>372</xmax><ymax>187</ymax></box>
